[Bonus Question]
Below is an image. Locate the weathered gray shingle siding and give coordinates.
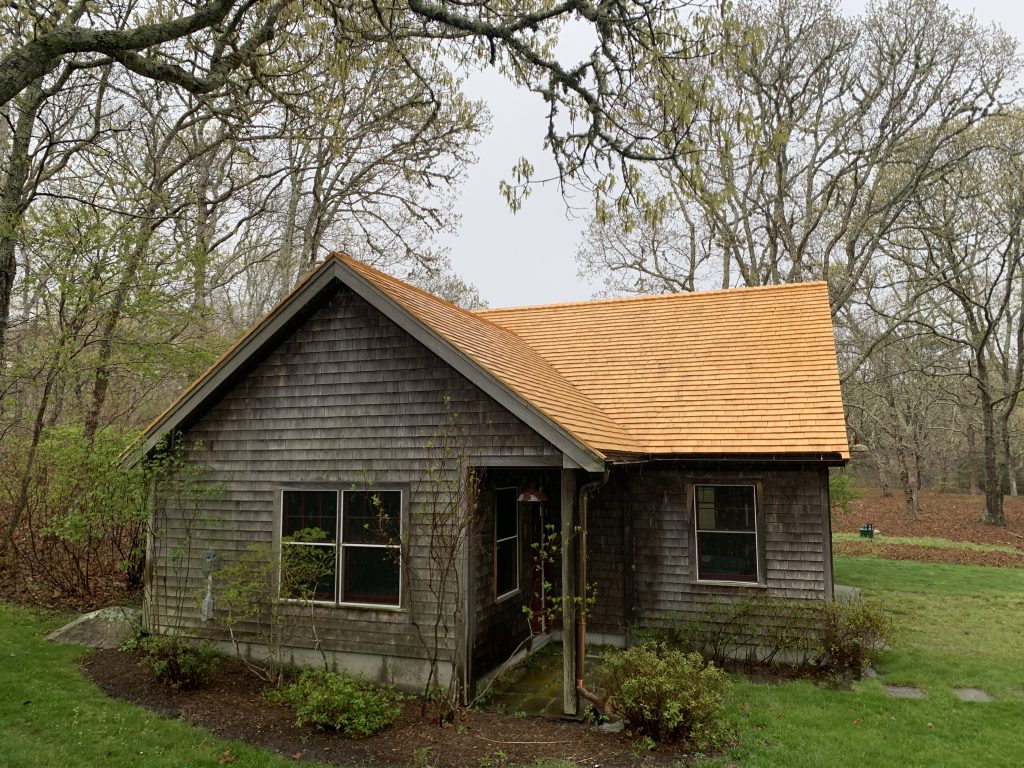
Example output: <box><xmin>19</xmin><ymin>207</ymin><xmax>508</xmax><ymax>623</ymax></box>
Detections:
<box><xmin>587</xmin><ymin>464</ymin><xmax>830</xmax><ymax>636</ymax></box>
<box><xmin>147</xmin><ymin>283</ymin><xmax>559</xmax><ymax>672</ymax></box>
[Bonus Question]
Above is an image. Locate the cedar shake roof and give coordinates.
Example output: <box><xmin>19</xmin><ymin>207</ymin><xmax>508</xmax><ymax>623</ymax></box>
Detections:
<box><xmin>129</xmin><ymin>254</ymin><xmax>849</xmax><ymax>466</ymax></box>
<box><xmin>341</xmin><ymin>256</ymin><xmax>643</xmax><ymax>456</ymax></box>
<box><xmin>477</xmin><ymin>282</ymin><xmax>849</xmax><ymax>459</ymax></box>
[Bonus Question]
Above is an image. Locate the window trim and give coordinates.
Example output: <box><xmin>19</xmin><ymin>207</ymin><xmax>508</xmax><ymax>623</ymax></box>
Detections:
<box><xmin>278</xmin><ymin>487</ymin><xmax>404</xmax><ymax>610</ymax></box>
<box><xmin>688</xmin><ymin>481</ymin><xmax>765</xmax><ymax>587</ymax></box>
<box><xmin>494</xmin><ymin>486</ymin><xmax>520</xmax><ymax>602</ymax></box>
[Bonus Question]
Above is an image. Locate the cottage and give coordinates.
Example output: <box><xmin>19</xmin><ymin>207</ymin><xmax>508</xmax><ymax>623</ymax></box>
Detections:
<box><xmin>131</xmin><ymin>253</ymin><xmax>848</xmax><ymax>715</ymax></box>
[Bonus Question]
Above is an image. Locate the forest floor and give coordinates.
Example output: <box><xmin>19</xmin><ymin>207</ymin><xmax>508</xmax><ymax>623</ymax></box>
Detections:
<box><xmin>831</xmin><ymin>489</ymin><xmax>1024</xmax><ymax>567</ymax></box>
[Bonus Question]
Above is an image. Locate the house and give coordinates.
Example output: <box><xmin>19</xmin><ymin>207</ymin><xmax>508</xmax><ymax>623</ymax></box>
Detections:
<box><xmin>130</xmin><ymin>253</ymin><xmax>848</xmax><ymax>715</ymax></box>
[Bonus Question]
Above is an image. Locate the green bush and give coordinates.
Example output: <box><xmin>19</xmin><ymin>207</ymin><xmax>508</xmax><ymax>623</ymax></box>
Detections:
<box><xmin>654</xmin><ymin>594</ymin><xmax>891</xmax><ymax>677</ymax></box>
<box><xmin>821</xmin><ymin>599</ymin><xmax>891</xmax><ymax>673</ymax></box>
<box><xmin>133</xmin><ymin>635</ymin><xmax>219</xmax><ymax>690</ymax></box>
<box><xmin>596</xmin><ymin>644</ymin><xmax>729</xmax><ymax>746</ymax></box>
<box><xmin>284</xmin><ymin>669</ymin><xmax>402</xmax><ymax>737</ymax></box>
<box><xmin>829</xmin><ymin>472</ymin><xmax>863</xmax><ymax>514</ymax></box>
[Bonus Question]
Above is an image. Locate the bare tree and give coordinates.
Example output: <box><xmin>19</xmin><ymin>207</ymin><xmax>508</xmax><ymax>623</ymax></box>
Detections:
<box><xmin>578</xmin><ymin>0</ymin><xmax>1016</xmax><ymax>316</ymax></box>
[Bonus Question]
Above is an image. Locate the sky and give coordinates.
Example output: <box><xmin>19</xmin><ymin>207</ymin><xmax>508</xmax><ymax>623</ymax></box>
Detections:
<box><xmin>440</xmin><ymin>1</ymin><xmax>1024</xmax><ymax>308</ymax></box>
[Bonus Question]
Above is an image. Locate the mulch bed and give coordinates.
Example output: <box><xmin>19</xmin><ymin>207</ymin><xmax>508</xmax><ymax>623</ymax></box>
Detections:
<box><xmin>82</xmin><ymin>650</ymin><xmax>702</xmax><ymax>768</ymax></box>
<box><xmin>832</xmin><ymin>490</ymin><xmax>1024</xmax><ymax>567</ymax></box>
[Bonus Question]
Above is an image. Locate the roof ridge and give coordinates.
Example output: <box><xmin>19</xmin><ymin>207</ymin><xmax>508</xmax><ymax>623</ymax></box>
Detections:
<box><xmin>477</xmin><ymin>280</ymin><xmax>829</xmax><ymax>315</ymax></box>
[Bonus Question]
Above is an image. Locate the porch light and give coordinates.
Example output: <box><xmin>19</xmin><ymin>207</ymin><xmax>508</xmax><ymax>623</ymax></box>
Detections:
<box><xmin>518</xmin><ymin>483</ymin><xmax>548</xmax><ymax>503</ymax></box>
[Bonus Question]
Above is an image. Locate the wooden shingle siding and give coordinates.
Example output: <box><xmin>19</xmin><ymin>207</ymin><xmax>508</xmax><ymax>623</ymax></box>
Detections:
<box><xmin>147</xmin><ymin>284</ymin><xmax>559</xmax><ymax>681</ymax></box>
<box><xmin>586</xmin><ymin>463</ymin><xmax>830</xmax><ymax>637</ymax></box>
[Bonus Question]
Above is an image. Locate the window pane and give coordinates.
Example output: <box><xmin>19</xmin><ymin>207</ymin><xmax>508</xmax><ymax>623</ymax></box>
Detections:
<box><xmin>697</xmin><ymin>532</ymin><xmax>758</xmax><ymax>581</ymax></box>
<box><xmin>697</xmin><ymin>486</ymin><xmax>755</xmax><ymax>532</ymax></box>
<box><xmin>343</xmin><ymin>491</ymin><xmax>401</xmax><ymax>544</ymax></box>
<box><xmin>281</xmin><ymin>543</ymin><xmax>336</xmax><ymax>601</ymax></box>
<box><xmin>283</xmin><ymin>491</ymin><xmax>337</xmax><ymax>542</ymax></box>
<box><xmin>495</xmin><ymin>538</ymin><xmax>518</xmax><ymax>596</ymax></box>
<box><xmin>343</xmin><ymin>546</ymin><xmax>400</xmax><ymax>605</ymax></box>
<box><xmin>495</xmin><ymin>487</ymin><xmax>518</xmax><ymax>540</ymax></box>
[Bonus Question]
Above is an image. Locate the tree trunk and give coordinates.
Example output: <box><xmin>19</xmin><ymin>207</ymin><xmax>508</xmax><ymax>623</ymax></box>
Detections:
<box><xmin>978</xmin><ymin>378</ymin><xmax>1006</xmax><ymax>525</ymax></box>
<box><xmin>967</xmin><ymin>420</ymin><xmax>980</xmax><ymax>495</ymax></box>
<box><xmin>0</xmin><ymin>78</ymin><xmax>43</xmax><ymax>364</ymax></box>
<box><xmin>1001</xmin><ymin>412</ymin><xmax>1017</xmax><ymax>497</ymax></box>
<box><xmin>885</xmin><ymin>381</ymin><xmax>919</xmax><ymax>516</ymax></box>
<box><xmin>3</xmin><ymin>369</ymin><xmax>54</xmax><ymax>545</ymax></box>
<box><xmin>82</xmin><ymin>223</ymin><xmax>151</xmax><ymax>442</ymax></box>
<box><xmin>278</xmin><ymin>167</ymin><xmax>302</xmax><ymax>298</ymax></box>
<box><xmin>894</xmin><ymin>445</ymin><xmax>919</xmax><ymax>518</ymax></box>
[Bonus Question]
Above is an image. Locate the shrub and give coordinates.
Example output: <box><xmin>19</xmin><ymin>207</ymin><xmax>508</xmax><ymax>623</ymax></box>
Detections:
<box><xmin>821</xmin><ymin>599</ymin><xmax>891</xmax><ymax>673</ymax></box>
<box><xmin>284</xmin><ymin>669</ymin><xmax>402</xmax><ymax>737</ymax></box>
<box><xmin>1</xmin><ymin>427</ymin><xmax>149</xmax><ymax>602</ymax></box>
<box><xmin>133</xmin><ymin>635</ymin><xmax>219</xmax><ymax>690</ymax></box>
<box><xmin>829</xmin><ymin>472</ymin><xmax>863</xmax><ymax>514</ymax></box>
<box><xmin>654</xmin><ymin>594</ymin><xmax>892</xmax><ymax>677</ymax></box>
<box><xmin>596</xmin><ymin>644</ymin><xmax>729</xmax><ymax>746</ymax></box>
<box><xmin>658</xmin><ymin>594</ymin><xmax>825</xmax><ymax>669</ymax></box>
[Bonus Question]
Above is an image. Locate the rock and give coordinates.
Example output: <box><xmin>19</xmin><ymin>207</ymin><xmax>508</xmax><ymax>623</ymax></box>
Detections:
<box><xmin>597</xmin><ymin>720</ymin><xmax>624</xmax><ymax>734</ymax></box>
<box><xmin>45</xmin><ymin>606</ymin><xmax>141</xmax><ymax>649</ymax></box>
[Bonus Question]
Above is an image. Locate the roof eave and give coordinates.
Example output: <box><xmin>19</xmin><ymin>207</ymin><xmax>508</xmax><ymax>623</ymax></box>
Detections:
<box><xmin>602</xmin><ymin>450</ymin><xmax>850</xmax><ymax>467</ymax></box>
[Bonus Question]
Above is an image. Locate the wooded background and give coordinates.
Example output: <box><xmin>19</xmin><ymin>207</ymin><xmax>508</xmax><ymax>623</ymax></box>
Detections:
<box><xmin>1</xmin><ymin>0</ymin><xmax>1020</xmax><ymax>603</ymax></box>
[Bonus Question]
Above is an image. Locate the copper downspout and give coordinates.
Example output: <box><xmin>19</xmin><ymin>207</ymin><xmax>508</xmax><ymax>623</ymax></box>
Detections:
<box><xmin>576</xmin><ymin>472</ymin><xmax>609</xmax><ymax>693</ymax></box>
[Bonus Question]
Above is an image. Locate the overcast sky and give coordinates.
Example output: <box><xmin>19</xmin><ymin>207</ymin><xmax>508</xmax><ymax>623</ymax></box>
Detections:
<box><xmin>440</xmin><ymin>1</ymin><xmax>1024</xmax><ymax>308</ymax></box>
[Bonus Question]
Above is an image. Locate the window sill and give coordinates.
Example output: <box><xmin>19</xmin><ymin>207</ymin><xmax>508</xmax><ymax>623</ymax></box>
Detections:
<box><xmin>494</xmin><ymin>588</ymin><xmax>521</xmax><ymax>605</ymax></box>
<box><xmin>693</xmin><ymin>579</ymin><xmax>767</xmax><ymax>589</ymax></box>
<box><xmin>278</xmin><ymin>598</ymin><xmax>405</xmax><ymax>612</ymax></box>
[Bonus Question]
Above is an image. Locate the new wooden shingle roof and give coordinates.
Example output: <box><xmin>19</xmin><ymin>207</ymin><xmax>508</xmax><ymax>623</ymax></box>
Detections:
<box><xmin>131</xmin><ymin>254</ymin><xmax>848</xmax><ymax>466</ymax></box>
<box><xmin>477</xmin><ymin>282</ymin><xmax>849</xmax><ymax>460</ymax></box>
<box><xmin>341</xmin><ymin>257</ymin><xmax>643</xmax><ymax>456</ymax></box>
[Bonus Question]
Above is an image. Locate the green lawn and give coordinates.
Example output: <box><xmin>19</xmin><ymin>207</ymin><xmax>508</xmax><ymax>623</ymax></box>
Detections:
<box><xmin>2</xmin><ymin>557</ymin><xmax>1023</xmax><ymax>767</ymax></box>
<box><xmin>707</xmin><ymin>557</ymin><xmax>1024</xmax><ymax>768</ymax></box>
<box><xmin>0</xmin><ymin>606</ymin><xmax>324</xmax><ymax>768</ymax></box>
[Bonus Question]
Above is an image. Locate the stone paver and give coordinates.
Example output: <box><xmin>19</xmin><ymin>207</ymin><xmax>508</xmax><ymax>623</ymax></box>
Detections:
<box><xmin>486</xmin><ymin>640</ymin><xmax>603</xmax><ymax>716</ymax></box>
<box><xmin>884</xmin><ymin>685</ymin><xmax>927</xmax><ymax>699</ymax></box>
<box><xmin>953</xmin><ymin>688</ymin><xmax>993</xmax><ymax>702</ymax></box>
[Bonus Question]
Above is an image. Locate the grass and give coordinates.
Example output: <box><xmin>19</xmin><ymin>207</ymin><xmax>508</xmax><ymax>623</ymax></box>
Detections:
<box><xmin>705</xmin><ymin>557</ymin><xmax>1024</xmax><ymax>768</ymax></box>
<box><xmin>833</xmin><ymin>532</ymin><xmax>1022</xmax><ymax>555</ymax></box>
<box><xmin>0</xmin><ymin>605</ymin><xmax>328</xmax><ymax>768</ymax></box>
<box><xmin>2</xmin><ymin>557</ymin><xmax>1022</xmax><ymax>767</ymax></box>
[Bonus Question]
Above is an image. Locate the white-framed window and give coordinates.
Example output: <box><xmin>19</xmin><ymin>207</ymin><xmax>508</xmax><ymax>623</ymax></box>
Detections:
<box><xmin>280</xmin><ymin>488</ymin><xmax>402</xmax><ymax>607</ymax></box>
<box><xmin>693</xmin><ymin>484</ymin><xmax>760</xmax><ymax>584</ymax></box>
<box><xmin>494</xmin><ymin>486</ymin><xmax>519</xmax><ymax>600</ymax></box>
